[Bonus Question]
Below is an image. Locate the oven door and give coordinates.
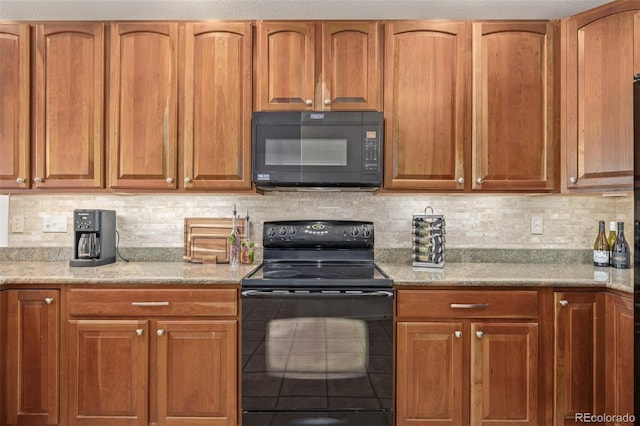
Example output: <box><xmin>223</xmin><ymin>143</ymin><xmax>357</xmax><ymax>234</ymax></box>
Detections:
<box><xmin>241</xmin><ymin>288</ymin><xmax>393</xmax><ymax>426</ymax></box>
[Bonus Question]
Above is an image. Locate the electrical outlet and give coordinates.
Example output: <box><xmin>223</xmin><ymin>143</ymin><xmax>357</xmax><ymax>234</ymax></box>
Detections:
<box><xmin>43</xmin><ymin>215</ymin><xmax>67</xmax><ymax>233</ymax></box>
<box><xmin>530</xmin><ymin>213</ymin><xmax>543</xmax><ymax>235</ymax></box>
<box><xmin>11</xmin><ymin>215</ymin><xmax>24</xmax><ymax>233</ymax></box>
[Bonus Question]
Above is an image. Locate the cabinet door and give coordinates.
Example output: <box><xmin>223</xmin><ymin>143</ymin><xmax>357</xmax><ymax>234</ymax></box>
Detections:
<box><xmin>33</xmin><ymin>23</ymin><xmax>105</xmax><ymax>190</ymax></box>
<box><xmin>109</xmin><ymin>22</ymin><xmax>178</xmax><ymax>190</ymax></box>
<box><xmin>563</xmin><ymin>5</ymin><xmax>640</xmax><ymax>191</ymax></box>
<box><xmin>471</xmin><ymin>322</ymin><xmax>538</xmax><ymax>425</ymax></box>
<box><xmin>321</xmin><ymin>21</ymin><xmax>381</xmax><ymax>111</ymax></box>
<box><xmin>255</xmin><ymin>21</ymin><xmax>315</xmax><ymax>111</ymax></box>
<box><xmin>183</xmin><ymin>22</ymin><xmax>252</xmax><ymax>190</ymax></box>
<box><xmin>554</xmin><ymin>292</ymin><xmax>605</xmax><ymax>426</ymax></box>
<box><xmin>0</xmin><ymin>24</ymin><xmax>30</xmax><ymax>190</ymax></box>
<box><xmin>384</xmin><ymin>21</ymin><xmax>469</xmax><ymax>190</ymax></box>
<box><xmin>396</xmin><ymin>322</ymin><xmax>464</xmax><ymax>426</ymax></box>
<box><xmin>604</xmin><ymin>293</ymin><xmax>634</xmax><ymax>424</ymax></box>
<box><xmin>68</xmin><ymin>320</ymin><xmax>148</xmax><ymax>426</ymax></box>
<box><xmin>156</xmin><ymin>320</ymin><xmax>237</xmax><ymax>426</ymax></box>
<box><xmin>5</xmin><ymin>290</ymin><xmax>59</xmax><ymax>425</ymax></box>
<box><xmin>472</xmin><ymin>21</ymin><xmax>556</xmax><ymax>191</ymax></box>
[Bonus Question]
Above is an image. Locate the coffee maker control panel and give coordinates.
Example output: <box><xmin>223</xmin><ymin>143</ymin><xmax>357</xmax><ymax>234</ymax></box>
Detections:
<box><xmin>74</xmin><ymin>210</ymin><xmax>100</xmax><ymax>232</ymax></box>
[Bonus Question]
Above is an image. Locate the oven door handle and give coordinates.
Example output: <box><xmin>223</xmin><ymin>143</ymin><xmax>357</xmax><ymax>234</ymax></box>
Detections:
<box><xmin>241</xmin><ymin>289</ymin><xmax>394</xmax><ymax>298</ymax></box>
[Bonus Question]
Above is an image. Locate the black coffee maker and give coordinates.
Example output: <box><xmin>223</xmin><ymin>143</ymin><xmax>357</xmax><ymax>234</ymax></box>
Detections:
<box><xmin>70</xmin><ymin>209</ymin><xmax>116</xmax><ymax>267</ymax></box>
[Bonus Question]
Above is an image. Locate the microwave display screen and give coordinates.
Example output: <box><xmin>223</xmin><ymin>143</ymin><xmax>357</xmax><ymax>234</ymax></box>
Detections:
<box><xmin>265</xmin><ymin>138</ymin><xmax>348</xmax><ymax>167</ymax></box>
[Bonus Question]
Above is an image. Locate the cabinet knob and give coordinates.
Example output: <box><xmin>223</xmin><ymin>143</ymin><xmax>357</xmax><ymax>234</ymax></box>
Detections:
<box><xmin>324</xmin><ymin>99</ymin><xmax>331</xmax><ymax>106</ymax></box>
<box><xmin>136</xmin><ymin>329</ymin><xmax>144</xmax><ymax>336</ymax></box>
<box><xmin>454</xmin><ymin>330</ymin><xmax>462</xmax><ymax>338</ymax></box>
<box><xmin>559</xmin><ymin>299</ymin><xmax>569</xmax><ymax>307</ymax></box>
<box><xmin>44</xmin><ymin>297</ymin><xmax>54</xmax><ymax>305</ymax></box>
<box><xmin>16</xmin><ymin>177</ymin><xmax>25</xmax><ymax>184</ymax></box>
<box><xmin>184</xmin><ymin>177</ymin><xmax>192</xmax><ymax>184</ymax></box>
<box><xmin>476</xmin><ymin>177</ymin><xmax>484</xmax><ymax>184</ymax></box>
<box><xmin>34</xmin><ymin>177</ymin><xmax>42</xmax><ymax>184</ymax></box>
<box><xmin>157</xmin><ymin>329</ymin><xmax>165</xmax><ymax>337</ymax></box>
<box><xmin>569</xmin><ymin>177</ymin><xmax>577</xmax><ymax>184</ymax></box>
<box><xmin>305</xmin><ymin>99</ymin><xmax>313</xmax><ymax>106</ymax></box>
<box><xmin>457</xmin><ymin>177</ymin><xmax>464</xmax><ymax>184</ymax></box>
<box><xmin>475</xmin><ymin>330</ymin><xmax>484</xmax><ymax>339</ymax></box>
<box><xmin>166</xmin><ymin>177</ymin><xmax>174</xmax><ymax>184</ymax></box>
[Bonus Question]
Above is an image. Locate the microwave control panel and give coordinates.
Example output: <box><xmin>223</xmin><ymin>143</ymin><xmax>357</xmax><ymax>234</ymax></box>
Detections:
<box><xmin>363</xmin><ymin>129</ymin><xmax>381</xmax><ymax>172</ymax></box>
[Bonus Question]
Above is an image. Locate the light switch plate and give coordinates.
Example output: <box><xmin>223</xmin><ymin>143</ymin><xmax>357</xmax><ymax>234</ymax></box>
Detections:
<box><xmin>43</xmin><ymin>215</ymin><xmax>67</xmax><ymax>233</ymax></box>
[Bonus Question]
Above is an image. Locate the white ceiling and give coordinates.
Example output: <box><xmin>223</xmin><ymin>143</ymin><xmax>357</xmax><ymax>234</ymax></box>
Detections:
<box><xmin>0</xmin><ymin>0</ymin><xmax>615</xmax><ymax>21</ymax></box>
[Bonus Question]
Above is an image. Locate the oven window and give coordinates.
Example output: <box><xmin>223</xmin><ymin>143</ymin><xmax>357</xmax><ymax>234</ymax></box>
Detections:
<box><xmin>267</xmin><ymin>317</ymin><xmax>367</xmax><ymax>380</ymax></box>
<box><xmin>265</xmin><ymin>138</ymin><xmax>348</xmax><ymax>166</ymax></box>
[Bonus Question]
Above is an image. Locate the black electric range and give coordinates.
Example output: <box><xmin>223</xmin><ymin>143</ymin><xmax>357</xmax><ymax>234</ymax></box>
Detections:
<box><xmin>240</xmin><ymin>220</ymin><xmax>394</xmax><ymax>426</ymax></box>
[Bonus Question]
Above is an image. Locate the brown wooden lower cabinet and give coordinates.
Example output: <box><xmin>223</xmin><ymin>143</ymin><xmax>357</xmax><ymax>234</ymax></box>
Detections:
<box><xmin>554</xmin><ymin>291</ymin><xmax>605</xmax><ymax>426</ymax></box>
<box><xmin>66</xmin><ymin>287</ymin><xmax>238</xmax><ymax>426</ymax></box>
<box><xmin>604</xmin><ymin>293</ymin><xmax>634</xmax><ymax>425</ymax></box>
<box><xmin>395</xmin><ymin>289</ymin><xmax>540</xmax><ymax>426</ymax></box>
<box><xmin>4</xmin><ymin>289</ymin><xmax>60</xmax><ymax>426</ymax></box>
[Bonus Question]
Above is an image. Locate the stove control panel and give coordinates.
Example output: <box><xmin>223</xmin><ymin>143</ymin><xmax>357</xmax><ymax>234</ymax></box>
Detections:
<box><xmin>263</xmin><ymin>220</ymin><xmax>374</xmax><ymax>248</ymax></box>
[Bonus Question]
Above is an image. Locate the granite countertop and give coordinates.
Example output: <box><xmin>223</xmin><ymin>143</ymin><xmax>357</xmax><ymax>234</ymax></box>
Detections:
<box><xmin>0</xmin><ymin>261</ymin><xmax>258</xmax><ymax>286</ymax></box>
<box><xmin>0</xmin><ymin>260</ymin><xmax>632</xmax><ymax>294</ymax></box>
<box><xmin>378</xmin><ymin>262</ymin><xmax>632</xmax><ymax>293</ymax></box>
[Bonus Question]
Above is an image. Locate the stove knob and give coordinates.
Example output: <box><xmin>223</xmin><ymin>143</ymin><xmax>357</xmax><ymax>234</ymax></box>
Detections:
<box><xmin>288</xmin><ymin>227</ymin><xmax>297</xmax><ymax>235</ymax></box>
<box><xmin>266</xmin><ymin>227</ymin><xmax>276</xmax><ymax>238</ymax></box>
<box><xmin>278</xmin><ymin>226</ymin><xmax>287</xmax><ymax>236</ymax></box>
<box><xmin>362</xmin><ymin>227</ymin><xmax>372</xmax><ymax>238</ymax></box>
<box><xmin>350</xmin><ymin>227</ymin><xmax>360</xmax><ymax>237</ymax></box>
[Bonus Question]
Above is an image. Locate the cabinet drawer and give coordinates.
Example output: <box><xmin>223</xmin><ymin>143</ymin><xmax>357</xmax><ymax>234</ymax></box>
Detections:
<box><xmin>396</xmin><ymin>289</ymin><xmax>538</xmax><ymax>319</ymax></box>
<box><xmin>68</xmin><ymin>288</ymin><xmax>237</xmax><ymax>317</ymax></box>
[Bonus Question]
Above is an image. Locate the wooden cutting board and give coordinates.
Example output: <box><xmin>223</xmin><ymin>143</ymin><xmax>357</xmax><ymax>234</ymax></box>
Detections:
<box><xmin>183</xmin><ymin>218</ymin><xmax>246</xmax><ymax>264</ymax></box>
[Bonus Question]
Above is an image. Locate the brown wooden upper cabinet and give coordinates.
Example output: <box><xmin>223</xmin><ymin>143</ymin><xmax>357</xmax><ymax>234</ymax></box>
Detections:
<box><xmin>35</xmin><ymin>23</ymin><xmax>105</xmax><ymax>190</ymax></box>
<box><xmin>0</xmin><ymin>24</ymin><xmax>30</xmax><ymax>190</ymax></box>
<box><xmin>562</xmin><ymin>0</ymin><xmax>640</xmax><ymax>192</ymax></box>
<box><xmin>472</xmin><ymin>21</ymin><xmax>556</xmax><ymax>191</ymax></box>
<box><xmin>182</xmin><ymin>22</ymin><xmax>253</xmax><ymax>190</ymax></box>
<box><xmin>109</xmin><ymin>22</ymin><xmax>179</xmax><ymax>190</ymax></box>
<box><xmin>255</xmin><ymin>21</ymin><xmax>381</xmax><ymax>111</ymax></box>
<box><xmin>0</xmin><ymin>23</ymin><xmax>105</xmax><ymax>191</ymax></box>
<box><xmin>383</xmin><ymin>21</ymin><xmax>469</xmax><ymax>191</ymax></box>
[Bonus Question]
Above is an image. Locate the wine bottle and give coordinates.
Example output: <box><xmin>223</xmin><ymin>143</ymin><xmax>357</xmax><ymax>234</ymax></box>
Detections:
<box><xmin>606</xmin><ymin>221</ymin><xmax>617</xmax><ymax>266</ymax></box>
<box><xmin>592</xmin><ymin>220</ymin><xmax>609</xmax><ymax>267</ymax></box>
<box><xmin>611</xmin><ymin>221</ymin><xmax>630</xmax><ymax>269</ymax></box>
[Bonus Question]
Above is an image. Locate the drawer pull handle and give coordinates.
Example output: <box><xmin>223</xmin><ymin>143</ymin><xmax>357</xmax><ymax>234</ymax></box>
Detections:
<box><xmin>454</xmin><ymin>330</ymin><xmax>462</xmax><ymax>338</ymax></box>
<box><xmin>476</xmin><ymin>331</ymin><xmax>484</xmax><ymax>339</ymax></box>
<box><xmin>450</xmin><ymin>303</ymin><xmax>489</xmax><ymax>309</ymax></box>
<box><xmin>136</xmin><ymin>329</ymin><xmax>144</xmax><ymax>336</ymax></box>
<box><xmin>132</xmin><ymin>302</ymin><xmax>170</xmax><ymax>307</ymax></box>
<box><xmin>157</xmin><ymin>329</ymin><xmax>165</xmax><ymax>337</ymax></box>
<box><xmin>559</xmin><ymin>299</ymin><xmax>569</xmax><ymax>307</ymax></box>
<box><xmin>44</xmin><ymin>297</ymin><xmax>54</xmax><ymax>305</ymax></box>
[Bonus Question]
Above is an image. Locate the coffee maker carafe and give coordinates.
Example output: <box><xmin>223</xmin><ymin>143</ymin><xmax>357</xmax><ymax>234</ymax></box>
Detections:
<box><xmin>70</xmin><ymin>209</ymin><xmax>116</xmax><ymax>267</ymax></box>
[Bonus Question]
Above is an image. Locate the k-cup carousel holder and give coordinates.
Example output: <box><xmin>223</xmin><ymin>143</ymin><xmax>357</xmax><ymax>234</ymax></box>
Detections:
<box><xmin>412</xmin><ymin>206</ymin><xmax>445</xmax><ymax>268</ymax></box>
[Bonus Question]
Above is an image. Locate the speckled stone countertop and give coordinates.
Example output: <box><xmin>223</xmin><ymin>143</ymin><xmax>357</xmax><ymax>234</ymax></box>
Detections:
<box><xmin>0</xmin><ymin>260</ymin><xmax>632</xmax><ymax>293</ymax></box>
<box><xmin>377</xmin><ymin>263</ymin><xmax>632</xmax><ymax>293</ymax></box>
<box><xmin>0</xmin><ymin>261</ymin><xmax>258</xmax><ymax>286</ymax></box>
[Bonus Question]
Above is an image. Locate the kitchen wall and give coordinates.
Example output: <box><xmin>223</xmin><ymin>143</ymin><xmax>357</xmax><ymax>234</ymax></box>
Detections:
<box><xmin>5</xmin><ymin>192</ymin><xmax>632</xmax><ymax>251</ymax></box>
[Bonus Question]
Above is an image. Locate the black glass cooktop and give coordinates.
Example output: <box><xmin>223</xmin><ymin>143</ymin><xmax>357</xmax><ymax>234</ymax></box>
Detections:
<box><xmin>242</xmin><ymin>261</ymin><xmax>392</xmax><ymax>288</ymax></box>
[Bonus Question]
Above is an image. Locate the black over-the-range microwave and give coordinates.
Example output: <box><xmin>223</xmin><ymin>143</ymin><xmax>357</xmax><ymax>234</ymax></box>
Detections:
<box><xmin>252</xmin><ymin>111</ymin><xmax>383</xmax><ymax>190</ymax></box>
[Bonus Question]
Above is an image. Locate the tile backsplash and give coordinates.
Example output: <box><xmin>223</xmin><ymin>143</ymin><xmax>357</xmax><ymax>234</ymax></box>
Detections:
<box><xmin>5</xmin><ymin>192</ymin><xmax>632</xmax><ymax>250</ymax></box>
